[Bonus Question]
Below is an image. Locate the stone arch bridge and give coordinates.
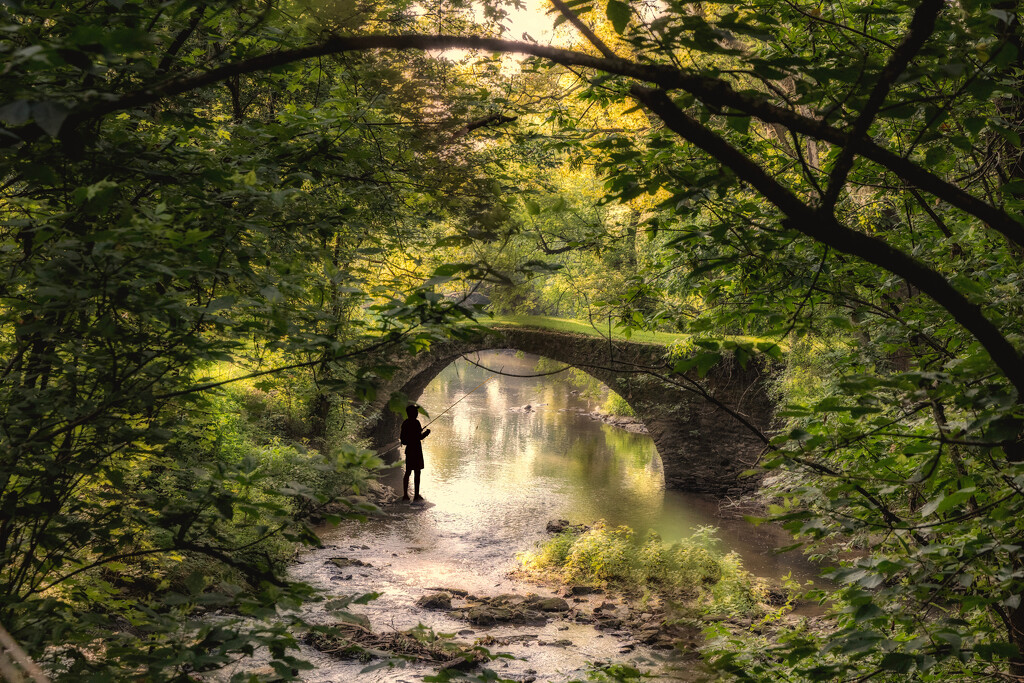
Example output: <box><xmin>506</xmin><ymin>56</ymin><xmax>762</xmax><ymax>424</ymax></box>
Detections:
<box><xmin>362</xmin><ymin>326</ymin><xmax>777</xmax><ymax>495</ymax></box>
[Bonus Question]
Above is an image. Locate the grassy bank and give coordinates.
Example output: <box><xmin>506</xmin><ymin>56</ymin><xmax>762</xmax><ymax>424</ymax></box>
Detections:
<box><xmin>485</xmin><ymin>315</ymin><xmax>689</xmax><ymax>346</ymax></box>
<box><xmin>484</xmin><ymin>315</ymin><xmax>784</xmax><ymax>353</ymax></box>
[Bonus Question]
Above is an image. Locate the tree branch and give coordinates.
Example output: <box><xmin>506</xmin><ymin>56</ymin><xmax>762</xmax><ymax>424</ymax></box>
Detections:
<box><xmin>7</xmin><ymin>32</ymin><xmax>1023</xmax><ymax>248</ymax></box>
<box><xmin>457</xmin><ymin>113</ymin><xmax>518</xmax><ymax>137</ymax></box>
<box><xmin>822</xmin><ymin>0</ymin><xmax>945</xmax><ymax>208</ymax></box>
<box><xmin>548</xmin><ymin>0</ymin><xmax>619</xmax><ymax>60</ymax></box>
<box><xmin>632</xmin><ymin>85</ymin><xmax>1024</xmax><ymax>396</ymax></box>
<box><xmin>461</xmin><ymin>354</ymin><xmax>572</xmax><ymax>377</ymax></box>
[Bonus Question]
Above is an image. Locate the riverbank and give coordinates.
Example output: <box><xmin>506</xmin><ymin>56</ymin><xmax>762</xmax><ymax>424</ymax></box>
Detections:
<box><xmin>276</xmin><ymin>503</ymin><xmax>825</xmax><ymax>683</ymax></box>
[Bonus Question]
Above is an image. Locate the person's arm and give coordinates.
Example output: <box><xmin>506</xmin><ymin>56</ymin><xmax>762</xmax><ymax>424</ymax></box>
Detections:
<box><xmin>421</xmin><ymin>428</ymin><xmax>430</xmax><ymax>440</ymax></box>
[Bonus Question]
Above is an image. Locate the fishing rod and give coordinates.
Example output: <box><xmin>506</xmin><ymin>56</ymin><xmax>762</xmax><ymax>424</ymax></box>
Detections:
<box><xmin>423</xmin><ymin>369</ymin><xmax>497</xmax><ymax>428</ymax></box>
<box><xmin>374</xmin><ymin>359</ymin><xmax>500</xmax><ymax>458</ymax></box>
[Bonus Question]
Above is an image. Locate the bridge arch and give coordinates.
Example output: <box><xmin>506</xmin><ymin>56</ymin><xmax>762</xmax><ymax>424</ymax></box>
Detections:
<box><xmin>363</xmin><ymin>327</ymin><xmax>776</xmax><ymax>495</ymax></box>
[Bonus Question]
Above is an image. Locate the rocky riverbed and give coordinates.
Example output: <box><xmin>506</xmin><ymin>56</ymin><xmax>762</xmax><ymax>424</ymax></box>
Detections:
<box><xmin>254</xmin><ymin>505</ymin><xmax>825</xmax><ymax>683</ymax></box>
<box><xmin>270</xmin><ymin>505</ymin><xmax>716</xmax><ymax>683</ymax></box>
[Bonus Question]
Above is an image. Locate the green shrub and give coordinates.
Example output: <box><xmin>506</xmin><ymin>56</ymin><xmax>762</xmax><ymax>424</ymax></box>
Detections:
<box><xmin>708</xmin><ymin>552</ymin><xmax>767</xmax><ymax>617</ymax></box>
<box><xmin>662</xmin><ymin>526</ymin><xmax>724</xmax><ymax>589</ymax></box>
<box><xmin>563</xmin><ymin>522</ymin><xmax>639</xmax><ymax>583</ymax></box>
<box><xmin>528</xmin><ymin>529</ymin><xmax>579</xmax><ymax>569</ymax></box>
<box><xmin>520</xmin><ymin>521</ymin><xmax>770</xmax><ymax>617</ymax></box>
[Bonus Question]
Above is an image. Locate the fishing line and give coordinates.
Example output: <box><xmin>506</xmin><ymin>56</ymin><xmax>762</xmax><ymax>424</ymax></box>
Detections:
<box><xmin>373</xmin><ymin>357</ymin><xmax>500</xmax><ymax>458</ymax></box>
<box><xmin>423</xmin><ymin>366</ymin><xmax>497</xmax><ymax>428</ymax></box>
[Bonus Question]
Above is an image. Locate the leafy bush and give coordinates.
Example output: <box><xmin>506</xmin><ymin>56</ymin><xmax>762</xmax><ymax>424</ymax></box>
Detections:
<box><xmin>520</xmin><ymin>522</ymin><xmax>770</xmax><ymax>617</ymax></box>
<box><xmin>562</xmin><ymin>523</ymin><xmax>639</xmax><ymax>583</ymax></box>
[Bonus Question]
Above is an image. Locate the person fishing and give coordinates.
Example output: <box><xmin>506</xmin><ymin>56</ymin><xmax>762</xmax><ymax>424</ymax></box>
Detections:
<box><xmin>400</xmin><ymin>404</ymin><xmax>430</xmax><ymax>502</ymax></box>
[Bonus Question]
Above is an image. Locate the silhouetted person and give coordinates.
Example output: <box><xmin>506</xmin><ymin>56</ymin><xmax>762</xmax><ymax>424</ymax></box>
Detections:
<box><xmin>400</xmin><ymin>404</ymin><xmax>430</xmax><ymax>502</ymax></box>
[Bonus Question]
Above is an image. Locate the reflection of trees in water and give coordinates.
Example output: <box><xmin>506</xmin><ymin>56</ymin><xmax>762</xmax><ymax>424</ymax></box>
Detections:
<box><xmin>419</xmin><ymin>350</ymin><xmax>665</xmax><ymax>523</ymax></box>
<box><xmin>601</xmin><ymin>427</ymin><xmax>657</xmax><ymax>469</ymax></box>
<box><xmin>598</xmin><ymin>428</ymin><xmax>664</xmax><ymax>514</ymax></box>
<box><xmin>562</xmin><ymin>437</ymin><xmax>611</xmax><ymax>486</ymax></box>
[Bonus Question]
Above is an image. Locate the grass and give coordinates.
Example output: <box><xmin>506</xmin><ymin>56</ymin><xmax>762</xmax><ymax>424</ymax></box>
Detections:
<box><xmin>483</xmin><ymin>315</ymin><xmax>690</xmax><ymax>345</ymax></box>
<box><xmin>481</xmin><ymin>314</ymin><xmax>782</xmax><ymax>350</ymax></box>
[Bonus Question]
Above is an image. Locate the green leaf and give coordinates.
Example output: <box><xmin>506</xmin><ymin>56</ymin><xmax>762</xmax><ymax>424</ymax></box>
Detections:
<box><xmin>976</xmin><ymin>642</ymin><xmax>1019</xmax><ymax>661</ymax></box>
<box><xmin>389</xmin><ymin>393</ymin><xmax>409</xmax><ymax>416</ymax></box>
<box><xmin>0</xmin><ymin>100</ymin><xmax>30</xmax><ymax>126</ymax></box>
<box><xmin>606</xmin><ymin>0</ymin><xmax>630</xmax><ymax>33</ymax></box>
<box><xmin>920</xmin><ymin>488</ymin><xmax>976</xmax><ymax>516</ymax></box>
<box><xmin>694</xmin><ymin>351</ymin><xmax>722</xmax><ymax>377</ymax></box>
<box><xmin>726</xmin><ymin>115</ymin><xmax>750</xmax><ymax>135</ymax></box>
<box><xmin>853</xmin><ymin>603</ymin><xmax>883</xmax><ymax>622</ymax></box>
<box><xmin>924</xmin><ymin>147</ymin><xmax>946</xmax><ymax>166</ymax></box>
<box><xmin>879</xmin><ymin>652</ymin><xmax>916</xmax><ymax>674</ymax></box>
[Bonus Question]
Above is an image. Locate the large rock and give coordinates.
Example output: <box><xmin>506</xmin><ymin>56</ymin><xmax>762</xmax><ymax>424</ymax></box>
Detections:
<box><xmin>455</xmin><ymin>594</ymin><xmax>550</xmax><ymax>625</ymax></box>
<box><xmin>530</xmin><ymin>597</ymin><xmax>570</xmax><ymax>612</ymax></box>
<box><xmin>464</xmin><ymin>605</ymin><xmax>514</xmax><ymax>625</ymax></box>
<box><xmin>416</xmin><ymin>592</ymin><xmax>452</xmax><ymax>610</ymax></box>
<box><xmin>545</xmin><ymin>519</ymin><xmax>587</xmax><ymax>534</ymax></box>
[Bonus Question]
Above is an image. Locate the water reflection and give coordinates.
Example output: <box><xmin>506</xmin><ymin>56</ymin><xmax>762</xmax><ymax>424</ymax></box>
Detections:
<box><xmin>409</xmin><ymin>350</ymin><xmax>818</xmax><ymax>583</ymax></box>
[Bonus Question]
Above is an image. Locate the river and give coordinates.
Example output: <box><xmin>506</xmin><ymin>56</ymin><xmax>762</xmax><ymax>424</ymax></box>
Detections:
<box><xmin>279</xmin><ymin>351</ymin><xmax>819</xmax><ymax>682</ymax></box>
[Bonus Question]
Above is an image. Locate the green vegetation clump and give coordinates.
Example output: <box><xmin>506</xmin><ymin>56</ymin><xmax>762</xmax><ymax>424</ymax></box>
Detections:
<box><xmin>487</xmin><ymin>315</ymin><xmax>687</xmax><ymax>345</ymax></box>
<box><xmin>520</xmin><ymin>522</ymin><xmax>768</xmax><ymax>616</ymax></box>
<box><xmin>602</xmin><ymin>391</ymin><xmax>636</xmax><ymax>417</ymax></box>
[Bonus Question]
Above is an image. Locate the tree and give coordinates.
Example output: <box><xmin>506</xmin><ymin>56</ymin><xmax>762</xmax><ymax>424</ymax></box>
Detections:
<box><xmin>0</xmin><ymin>0</ymin><xmax>511</xmax><ymax>676</ymax></box>
<box><xmin>4</xmin><ymin>0</ymin><xmax>1024</xmax><ymax>678</ymax></box>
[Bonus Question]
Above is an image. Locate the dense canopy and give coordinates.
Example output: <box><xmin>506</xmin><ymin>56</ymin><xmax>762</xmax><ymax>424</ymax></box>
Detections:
<box><xmin>2</xmin><ymin>0</ymin><xmax>1024</xmax><ymax>679</ymax></box>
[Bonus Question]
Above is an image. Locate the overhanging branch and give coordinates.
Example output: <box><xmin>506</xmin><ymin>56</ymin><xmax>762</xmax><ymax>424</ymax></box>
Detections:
<box><xmin>7</xmin><ymin>31</ymin><xmax>1023</xmax><ymax>248</ymax></box>
<box><xmin>632</xmin><ymin>85</ymin><xmax>1024</xmax><ymax>396</ymax></box>
<box><xmin>822</xmin><ymin>0</ymin><xmax>945</xmax><ymax>207</ymax></box>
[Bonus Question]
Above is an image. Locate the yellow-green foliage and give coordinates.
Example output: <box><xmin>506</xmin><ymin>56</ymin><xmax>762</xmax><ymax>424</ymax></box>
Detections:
<box><xmin>602</xmin><ymin>390</ymin><xmax>636</xmax><ymax>417</ymax></box>
<box><xmin>563</xmin><ymin>523</ymin><xmax>639</xmax><ymax>583</ymax></box>
<box><xmin>710</xmin><ymin>552</ymin><xmax>767</xmax><ymax>616</ymax></box>
<box><xmin>520</xmin><ymin>522</ymin><xmax>768</xmax><ymax>616</ymax></box>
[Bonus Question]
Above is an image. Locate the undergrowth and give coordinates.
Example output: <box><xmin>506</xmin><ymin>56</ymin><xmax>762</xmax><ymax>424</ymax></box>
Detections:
<box><xmin>519</xmin><ymin>522</ymin><xmax>772</xmax><ymax>617</ymax></box>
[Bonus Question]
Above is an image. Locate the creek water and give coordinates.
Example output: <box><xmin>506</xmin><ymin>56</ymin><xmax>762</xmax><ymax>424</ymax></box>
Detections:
<box><xmin>279</xmin><ymin>351</ymin><xmax>820</xmax><ymax>682</ymax></box>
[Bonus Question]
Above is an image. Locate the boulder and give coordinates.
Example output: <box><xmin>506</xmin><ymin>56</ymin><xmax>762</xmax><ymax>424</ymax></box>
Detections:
<box><xmin>328</xmin><ymin>557</ymin><xmax>369</xmax><ymax>569</ymax></box>
<box><xmin>464</xmin><ymin>605</ymin><xmax>514</xmax><ymax>625</ymax></box>
<box><xmin>545</xmin><ymin>519</ymin><xmax>587</xmax><ymax>534</ymax></box>
<box><xmin>639</xmin><ymin>628</ymin><xmax>662</xmax><ymax>644</ymax></box>
<box><xmin>530</xmin><ymin>597</ymin><xmax>570</xmax><ymax>612</ymax></box>
<box><xmin>416</xmin><ymin>592</ymin><xmax>452</xmax><ymax>610</ymax></box>
<box><xmin>538</xmin><ymin>639</ymin><xmax>573</xmax><ymax>648</ymax></box>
